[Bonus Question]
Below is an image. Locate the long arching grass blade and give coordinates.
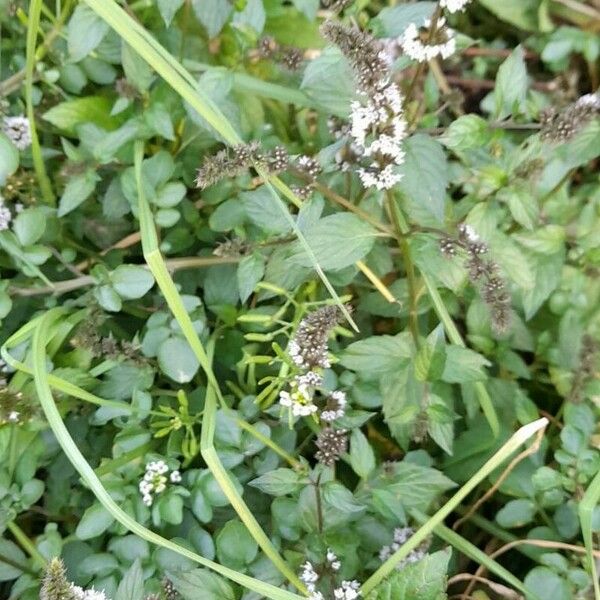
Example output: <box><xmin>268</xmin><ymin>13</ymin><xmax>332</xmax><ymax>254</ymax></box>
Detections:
<box><xmin>29</xmin><ymin>308</ymin><xmax>304</xmax><ymax>600</ymax></box>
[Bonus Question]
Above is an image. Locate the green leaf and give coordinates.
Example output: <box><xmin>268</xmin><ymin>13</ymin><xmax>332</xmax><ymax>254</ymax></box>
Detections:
<box><xmin>0</xmin><ymin>132</ymin><xmax>19</xmax><ymax>185</ymax></box>
<box><xmin>350</xmin><ymin>429</ymin><xmax>376</xmax><ymax>479</ymax></box>
<box><xmin>12</xmin><ymin>208</ymin><xmax>46</xmax><ymax>246</ymax></box>
<box><xmin>341</xmin><ymin>333</ymin><xmax>412</xmax><ymax>377</ymax></box>
<box><xmin>115</xmin><ymin>559</ymin><xmax>144</xmax><ymax>600</ymax></box>
<box><xmin>158</xmin><ymin>0</ymin><xmax>185</xmax><ymax>26</ymax></box>
<box><xmin>499</xmin><ymin>185</ymin><xmax>539</xmax><ymax>230</ymax></box>
<box><xmin>192</xmin><ymin>0</ymin><xmax>232</xmax><ymax>38</ymax></box>
<box><xmin>478</xmin><ymin>0</ymin><xmax>540</xmax><ymax>31</ymax></box>
<box><xmin>242</xmin><ymin>187</ymin><xmax>292</xmax><ymax>234</ymax></box>
<box><xmin>170</xmin><ymin>568</ymin><xmax>235</xmax><ymax>600</ymax></box>
<box><xmin>524</xmin><ymin>567</ymin><xmax>572</xmax><ymax>600</ymax></box>
<box><xmin>372</xmin><ymin>2</ymin><xmax>436</xmax><ymax>37</ymax></box>
<box><xmin>122</xmin><ymin>42</ymin><xmax>155</xmax><ymax>92</ymax></box>
<box><xmin>110</xmin><ymin>264</ymin><xmax>155</xmax><ymax>299</ymax></box>
<box><xmin>154</xmin><ymin>182</ymin><xmax>186</xmax><ymax>208</ymax></box>
<box><xmin>94</xmin><ymin>284</ymin><xmax>122</xmax><ymax>312</ymax></box>
<box><xmin>68</xmin><ymin>4</ymin><xmax>110</xmax><ymax>61</ymax></box>
<box><xmin>300</xmin><ymin>47</ymin><xmax>356</xmax><ymax>117</ymax></box>
<box><xmin>249</xmin><ymin>469</ymin><xmax>303</xmax><ymax>496</ymax></box>
<box><xmin>76</xmin><ymin>502</ymin><xmax>115</xmax><ymax>539</ymax></box>
<box><xmin>388</xmin><ymin>463</ymin><xmax>456</xmax><ymax>513</ymax></box>
<box><xmin>237</xmin><ymin>253</ymin><xmax>265</xmax><ymax>303</ymax></box>
<box><xmin>399</xmin><ymin>135</ymin><xmax>448</xmax><ymax>225</ymax></box>
<box><xmin>291</xmin><ymin>213</ymin><xmax>377</xmax><ymax>271</ymax></box>
<box><xmin>495</xmin><ymin>46</ymin><xmax>528</xmax><ymax>119</ymax></box>
<box><xmin>0</xmin><ymin>539</ymin><xmax>26</xmax><ymax>581</ymax></box>
<box><xmin>158</xmin><ymin>336</ymin><xmax>200</xmax><ymax>383</ymax></box>
<box><xmin>57</xmin><ymin>169</ymin><xmax>100</xmax><ymax>217</ymax></box>
<box><xmin>366</xmin><ymin>548</ymin><xmax>451</xmax><ymax>600</ymax></box>
<box><xmin>441</xmin><ymin>115</ymin><xmax>490</xmax><ymax>151</ymax></box>
<box><xmin>43</xmin><ymin>96</ymin><xmax>115</xmax><ymax>132</ymax></box>
<box><xmin>496</xmin><ymin>498</ymin><xmax>537</xmax><ymax>528</ymax></box>
<box><xmin>232</xmin><ymin>0</ymin><xmax>266</xmax><ymax>34</ymax></box>
<box><xmin>441</xmin><ymin>346</ymin><xmax>490</xmax><ymax>384</ymax></box>
<box><xmin>216</xmin><ymin>520</ymin><xmax>258</xmax><ymax>568</ymax></box>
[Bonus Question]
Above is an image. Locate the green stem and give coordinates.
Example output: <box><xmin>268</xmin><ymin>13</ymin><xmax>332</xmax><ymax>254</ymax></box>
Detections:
<box><xmin>392</xmin><ymin>202</ymin><xmax>500</xmax><ymax>437</ymax></box>
<box><xmin>387</xmin><ymin>193</ymin><xmax>420</xmax><ymax>347</ymax></box>
<box><xmin>25</xmin><ymin>0</ymin><xmax>55</xmax><ymax>204</ymax></box>
<box><xmin>7</xmin><ymin>521</ymin><xmax>46</xmax><ymax>571</ymax></box>
<box><xmin>580</xmin><ymin>469</ymin><xmax>600</xmax><ymax>600</ymax></box>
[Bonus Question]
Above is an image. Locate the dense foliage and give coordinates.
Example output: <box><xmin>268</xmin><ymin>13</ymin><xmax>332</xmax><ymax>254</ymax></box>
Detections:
<box><xmin>0</xmin><ymin>0</ymin><xmax>599</xmax><ymax>599</ymax></box>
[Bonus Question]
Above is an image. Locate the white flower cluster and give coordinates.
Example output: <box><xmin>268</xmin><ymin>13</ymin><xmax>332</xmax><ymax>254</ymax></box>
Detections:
<box><xmin>400</xmin><ymin>18</ymin><xmax>456</xmax><ymax>63</ymax></box>
<box><xmin>280</xmin><ymin>377</ymin><xmax>319</xmax><ymax>417</ymax></box>
<box><xmin>378</xmin><ymin>527</ymin><xmax>428</xmax><ymax>569</ymax></box>
<box><xmin>321</xmin><ymin>390</ymin><xmax>347</xmax><ymax>422</ymax></box>
<box><xmin>2</xmin><ymin>115</ymin><xmax>32</xmax><ymax>150</ymax></box>
<box><xmin>349</xmin><ymin>83</ymin><xmax>408</xmax><ymax>190</ymax></box>
<box><xmin>0</xmin><ymin>197</ymin><xmax>12</xmax><ymax>231</ymax></box>
<box><xmin>300</xmin><ymin>550</ymin><xmax>360</xmax><ymax>600</ymax></box>
<box><xmin>138</xmin><ymin>460</ymin><xmax>181</xmax><ymax>507</ymax></box>
<box><xmin>70</xmin><ymin>584</ymin><xmax>109</xmax><ymax>600</ymax></box>
<box><xmin>279</xmin><ymin>373</ymin><xmax>347</xmax><ymax>422</ymax></box>
<box><xmin>440</xmin><ymin>0</ymin><xmax>471</xmax><ymax>13</ymax></box>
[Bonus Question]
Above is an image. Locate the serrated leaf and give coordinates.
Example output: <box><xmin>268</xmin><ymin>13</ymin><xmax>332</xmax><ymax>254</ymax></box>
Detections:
<box><xmin>57</xmin><ymin>169</ymin><xmax>99</xmax><ymax>217</ymax></box>
<box><xmin>341</xmin><ymin>333</ymin><xmax>412</xmax><ymax>377</ymax></box>
<box><xmin>249</xmin><ymin>469</ymin><xmax>303</xmax><ymax>496</ymax></box>
<box><xmin>43</xmin><ymin>96</ymin><xmax>115</xmax><ymax>132</ymax></box>
<box><xmin>67</xmin><ymin>5</ymin><xmax>109</xmax><ymax>61</ymax></box>
<box><xmin>158</xmin><ymin>0</ymin><xmax>185</xmax><ymax>26</ymax></box>
<box><xmin>237</xmin><ymin>253</ymin><xmax>265</xmax><ymax>303</ymax></box>
<box><xmin>441</xmin><ymin>346</ymin><xmax>490</xmax><ymax>384</ymax></box>
<box><xmin>495</xmin><ymin>46</ymin><xmax>528</xmax><ymax>119</ymax></box>
<box><xmin>115</xmin><ymin>559</ymin><xmax>144</xmax><ymax>600</ymax></box>
<box><xmin>301</xmin><ymin>47</ymin><xmax>356</xmax><ymax>117</ymax></box>
<box><xmin>366</xmin><ymin>548</ymin><xmax>451</xmax><ymax>600</ymax></box>
<box><xmin>192</xmin><ymin>0</ymin><xmax>232</xmax><ymax>38</ymax></box>
<box><xmin>399</xmin><ymin>135</ymin><xmax>448</xmax><ymax>225</ymax></box>
<box><xmin>350</xmin><ymin>429</ymin><xmax>376</xmax><ymax>478</ymax></box>
<box><xmin>170</xmin><ymin>568</ymin><xmax>235</xmax><ymax>600</ymax></box>
<box><xmin>291</xmin><ymin>212</ymin><xmax>377</xmax><ymax>271</ymax></box>
<box><xmin>372</xmin><ymin>2</ymin><xmax>436</xmax><ymax>37</ymax></box>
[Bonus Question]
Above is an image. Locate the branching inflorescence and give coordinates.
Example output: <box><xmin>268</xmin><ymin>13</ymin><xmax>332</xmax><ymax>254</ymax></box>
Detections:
<box><xmin>440</xmin><ymin>224</ymin><xmax>511</xmax><ymax>333</ymax></box>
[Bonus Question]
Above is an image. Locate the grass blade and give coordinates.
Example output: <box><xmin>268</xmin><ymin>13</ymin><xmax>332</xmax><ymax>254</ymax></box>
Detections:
<box><xmin>201</xmin><ymin>380</ymin><xmax>307</xmax><ymax>593</ymax></box>
<box><xmin>29</xmin><ymin>308</ymin><xmax>304</xmax><ymax>600</ymax></box>
<box><xmin>360</xmin><ymin>417</ymin><xmax>548</xmax><ymax>595</ymax></box>
<box><xmin>134</xmin><ymin>142</ymin><xmax>305</xmax><ymax>590</ymax></box>
<box><xmin>25</xmin><ymin>0</ymin><xmax>55</xmax><ymax>204</ymax></box>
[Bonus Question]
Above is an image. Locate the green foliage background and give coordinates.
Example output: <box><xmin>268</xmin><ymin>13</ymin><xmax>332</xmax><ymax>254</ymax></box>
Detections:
<box><xmin>0</xmin><ymin>0</ymin><xmax>598</xmax><ymax>599</ymax></box>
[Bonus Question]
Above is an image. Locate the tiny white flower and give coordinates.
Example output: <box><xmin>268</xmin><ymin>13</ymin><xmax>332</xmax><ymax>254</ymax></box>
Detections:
<box><xmin>440</xmin><ymin>0</ymin><xmax>471</xmax><ymax>13</ymax></box>
<box><xmin>2</xmin><ymin>115</ymin><xmax>32</xmax><ymax>150</ymax></box>
<box><xmin>142</xmin><ymin>493</ymin><xmax>153</xmax><ymax>506</ymax></box>
<box><xmin>170</xmin><ymin>470</ymin><xmax>182</xmax><ymax>483</ymax></box>
<box><xmin>400</xmin><ymin>18</ymin><xmax>456</xmax><ymax>63</ymax></box>
<box><xmin>0</xmin><ymin>202</ymin><xmax>11</xmax><ymax>231</ymax></box>
<box><xmin>8</xmin><ymin>411</ymin><xmax>20</xmax><ymax>423</ymax></box>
